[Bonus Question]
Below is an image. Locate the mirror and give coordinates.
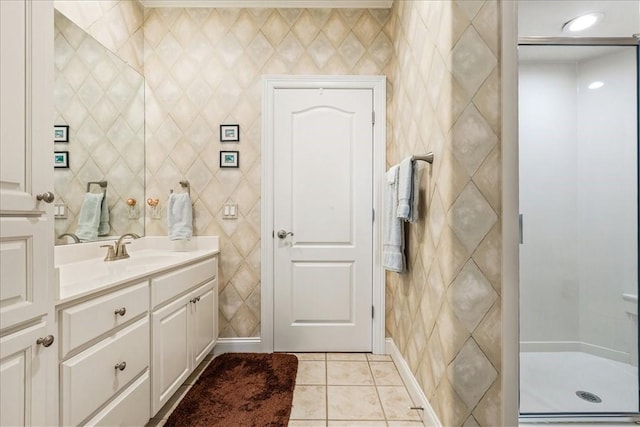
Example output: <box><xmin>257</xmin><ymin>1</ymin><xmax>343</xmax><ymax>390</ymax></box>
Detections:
<box><xmin>53</xmin><ymin>10</ymin><xmax>145</xmax><ymax>244</ymax></box>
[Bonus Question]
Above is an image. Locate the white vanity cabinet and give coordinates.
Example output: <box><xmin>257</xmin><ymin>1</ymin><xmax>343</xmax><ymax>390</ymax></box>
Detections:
<box><xmin>150</xmin><ymin>258</ymin><xmax>218</xmax><ymax>415</ymax></box>
<box><xmin>58</xmin><ymin>281</ymin><xmax>151</xmax><ymax>426</ymax></box>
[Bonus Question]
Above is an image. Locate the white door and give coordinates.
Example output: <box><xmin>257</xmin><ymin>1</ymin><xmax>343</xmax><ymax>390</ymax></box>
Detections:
<box><xmin>0</xmin><ymin>1</ymin><xmax>56</xmax><ymax>425</ymax></box>
<box><xmin>273</xmin><ymin>88</ymin><xmax>373</xmax><ymax>352</ymax></box>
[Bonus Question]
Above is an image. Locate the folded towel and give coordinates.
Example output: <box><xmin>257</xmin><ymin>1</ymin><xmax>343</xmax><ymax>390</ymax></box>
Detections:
<box><xmin>383</xmin><ymin>165</ymin><xmax>405</xmax><ymax>272</ymax></box>
<box><xmin>75</xmin><ymin>192</ymin><xmax>104</xmax><ymax>242</ymax></box>
<box><xmin>98</xmin><ymin>194</ymin><xmax>110</xmax><ymax>236</ymax></box>
<box><xmin>397</xmin><ymin>157</ymin><xmax>419</xmax><ymax>223</ymax></box>
<box><xmin>167</xmin><ymin>192</ymin><xmax>193</xmax><ymax>241</ymax></box>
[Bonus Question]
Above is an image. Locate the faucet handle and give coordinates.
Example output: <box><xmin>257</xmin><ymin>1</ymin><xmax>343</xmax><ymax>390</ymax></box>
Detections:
<box><xmin>118</xmin><ymin>241</ymin><xmax>131</xmax><ymax>257</ymax></box>
<box><xmin>101</xmin><ymin>244</ymin><xmax>116</xmax><ymax>261</ymax></box>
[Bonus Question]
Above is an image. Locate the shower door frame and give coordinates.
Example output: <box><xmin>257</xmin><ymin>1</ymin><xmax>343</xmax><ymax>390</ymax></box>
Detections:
<box><xmin>515</xmin><ymin>36</ymin><xmax>640</xmax><ymax>423</ymax></box>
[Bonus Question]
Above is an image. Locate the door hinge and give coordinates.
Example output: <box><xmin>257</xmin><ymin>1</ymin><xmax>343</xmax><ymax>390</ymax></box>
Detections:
<box><xmin>372</xmin><ymin>306</ymin><xmax>374</xmax><ymax>319</ymax></box>
<box><xmin>372</xmin><ymin>111</ymin><xmax>375</xmax><ymax>125</ymax></box>
<box><xmin>519</xmin><ymin>214</ymin><xmax>523</xmax><ymax>244</ymax></box>
<box><xmin>372</xmin><ymin>209</ymin><xmax>375</xmax><ymax>222</ymax></box>
<box><xmin>272</xmin><ymin>230</ymin><xmax>274</xmax><ymax>238</ymax></box>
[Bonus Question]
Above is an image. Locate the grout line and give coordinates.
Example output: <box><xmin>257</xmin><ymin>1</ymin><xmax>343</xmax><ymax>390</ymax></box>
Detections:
<box><xmin>324</xmin><ymin>352</ymin><xmax>329</xmax><ymax>426</ymax></box>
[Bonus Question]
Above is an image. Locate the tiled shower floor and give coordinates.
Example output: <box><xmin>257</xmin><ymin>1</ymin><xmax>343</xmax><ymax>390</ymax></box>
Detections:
<box><xmin>147</xmin><ymin>353</ymin><xmax>425</xmax><ymax>427</ymax></box>
<box><xmin>520</xmin><ymin>351</ymin><xmax>638</xmax><ymax>414</ymax></box>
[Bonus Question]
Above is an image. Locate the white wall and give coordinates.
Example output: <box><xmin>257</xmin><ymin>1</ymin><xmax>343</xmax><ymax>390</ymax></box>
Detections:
<box><xmin>519</xmin><ymin>62</ymin><xmax>580</xmax><ymax>344</ymax></box>
<box><xmin>577</xmin><ymin>48</ymin><xmax>638</xmax><ymax>359</ymax></box>
<box><xmin>519</xmin><ymin>48</ymin><xmax>638</xmax><ymax>363</ymax></box>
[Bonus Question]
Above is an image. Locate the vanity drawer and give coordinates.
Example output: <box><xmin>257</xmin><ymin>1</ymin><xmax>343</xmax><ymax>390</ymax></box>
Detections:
<box><xmin>61</xmin><ymin>317</ymin><xmax>149</xmax><ymax>427</ymax></box>
<box><xmin>84</xmin><ymin>372</ymin><xmax>150</xmax><ymax>427</ymax></box>
<box><xmin>151</xmin><ymin>258</ymin><xmax>217</xmax><ymax>308</ymax></box>
<box><xmin>60</xmin><ymin>281</ymin><xmax>149</xmax><ymax>357</ymax></box>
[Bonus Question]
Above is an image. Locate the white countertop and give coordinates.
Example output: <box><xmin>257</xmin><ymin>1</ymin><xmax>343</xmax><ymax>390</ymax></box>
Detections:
<box><xmin>55</xmin><ymin>236</ymin><xmax>219</xmax><ymax>304</ymax></box>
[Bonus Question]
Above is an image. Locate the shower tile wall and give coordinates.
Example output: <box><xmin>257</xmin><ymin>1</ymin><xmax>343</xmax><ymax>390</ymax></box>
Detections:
<box><xmin>385</xmin><ymin>2</ymin><xmax>502</xmax><ymax>426</ymax></box>
<box><xmin>142</xmin><ymin>7</ymin><xmax>394</xmax><ymax>338</ymax></box>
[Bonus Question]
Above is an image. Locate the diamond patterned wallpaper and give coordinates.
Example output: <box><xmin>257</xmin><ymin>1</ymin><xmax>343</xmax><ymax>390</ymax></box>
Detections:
<box><xmin>54</xmin><ymin>10</ymin><xmax>145</xmax><ymax>241</ymax></box>
<box><xmin>142</xmin><ymin>6</ymin><xmax>394</xmax><ymax>339</ymax></box>
<box><xmin>385</xmin><ymin>1</ymin><xmax>502</xmax><ymax>426</ymax></box>
<box><xmin>54</xmin><ymin>0</ymin><xmax>144</xmax><ymax>73</ymax></box>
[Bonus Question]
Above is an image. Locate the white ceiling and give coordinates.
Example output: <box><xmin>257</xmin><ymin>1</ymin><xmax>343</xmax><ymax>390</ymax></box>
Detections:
<box><xmin>140</xmin><ymin>0</ymin><xmax>392</xmax><ymax>8</ymax></box>
<box><xmin>518</xmin><ymin>0</ymin><xmax>640</xmax><ymax>38</ymax></box>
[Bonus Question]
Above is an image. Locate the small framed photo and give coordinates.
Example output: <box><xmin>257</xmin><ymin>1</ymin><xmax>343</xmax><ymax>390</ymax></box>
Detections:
<box><xmin>54</xmin><ymin>151</ymin><xmax>69</xmax><ymax>169</ymax></box>
<box><xmin>54</xmin><ymin>125</ymin><xmax>69</xmax><ymax>143</ymax></box>
<box><xmin>220</xmin><ymin>124</ymin><xmax>239</xmax><ymax>142</ymax></box>
<box><xmin>220</xmin><ymin>151</ymin><xmax>239</xmax><ymax>168</ymax></box>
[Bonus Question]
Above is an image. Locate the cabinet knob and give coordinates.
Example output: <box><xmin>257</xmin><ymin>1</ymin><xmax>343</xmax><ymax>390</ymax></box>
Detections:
<box><xmin>36</xmin><ymin>335</ymin><xmax>54</xmax><ymax>347</ymax></box>
<box><xmin>114</xmin><ymin>307</ymin><xmax>127</xmax><ymax>316</ymax></box>
<box><xmin>114</xmin><ymin>361</ymin><xmax>127</xmax><ymax>371</ymax></box>
<box><xmin>190</xmin><ymin>296</ymin><xmax>201</xmax><ymax>304</ymax></box>
<box><xmin>36</xmin><ymin>192</ymin><xmax>55</xmax><ymax>203</ymax></box>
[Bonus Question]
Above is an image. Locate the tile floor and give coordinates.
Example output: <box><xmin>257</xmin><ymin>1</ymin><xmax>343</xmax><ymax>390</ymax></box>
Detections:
<box><xmin>147</xmin><ymin>353</ymin><xmax>425</xmax><ymax>427</ymax></box>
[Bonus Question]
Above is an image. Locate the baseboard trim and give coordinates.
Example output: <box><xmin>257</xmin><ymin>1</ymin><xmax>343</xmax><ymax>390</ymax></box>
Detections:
<box><xmin>213</xmin><ymin>337</ymin><xmax>263</xmax><ymax>354</ymax></box>
<box><xmin>386</xmin><ymin>338</ymin><xmax>441</xmax><ymax>427</ymax></box>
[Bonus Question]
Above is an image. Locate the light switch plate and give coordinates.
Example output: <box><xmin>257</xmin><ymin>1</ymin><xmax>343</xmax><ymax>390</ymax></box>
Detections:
<box><xmin>223</xmin><ymin>203</ymin><xmax>238</xmax><ymax>219</ymax></box>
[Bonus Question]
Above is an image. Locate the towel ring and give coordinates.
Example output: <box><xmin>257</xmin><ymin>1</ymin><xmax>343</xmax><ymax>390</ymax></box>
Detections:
<box><xmin>170</xmin><ymin>180</ymin><xmax>190</xmax><ymax>197</ymax></box>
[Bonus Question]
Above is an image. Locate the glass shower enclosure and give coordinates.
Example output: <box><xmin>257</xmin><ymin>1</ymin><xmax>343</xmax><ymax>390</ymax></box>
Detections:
<box><xmin>518</xmin><ymin>42</ymin><xmax>639</xmax><ymax>419</ymax></box>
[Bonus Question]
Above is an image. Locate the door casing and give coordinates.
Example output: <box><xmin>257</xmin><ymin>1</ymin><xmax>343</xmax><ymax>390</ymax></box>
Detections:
<box><xmin>261</xmin><ymin>75</ymin><xmax>386</xmax><ymax>354</ymax></box>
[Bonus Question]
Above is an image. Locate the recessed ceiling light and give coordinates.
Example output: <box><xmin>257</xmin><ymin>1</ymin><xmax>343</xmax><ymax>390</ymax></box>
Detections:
<box><xmin>588</xmin><ymin>81</ymin><xmax>604</xmax><ymax>90</ymax></box>
<box><xmin>562</xmin><ymin>12</ymin><xmax>604</xmax><ymax>33</ymax></box>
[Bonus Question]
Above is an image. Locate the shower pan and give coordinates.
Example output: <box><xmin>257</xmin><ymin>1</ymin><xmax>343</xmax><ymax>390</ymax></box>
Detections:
<box><xmin>518</xmin><ymin>40</ymin><xmax>640</xmax><ymax>421</ymax></box>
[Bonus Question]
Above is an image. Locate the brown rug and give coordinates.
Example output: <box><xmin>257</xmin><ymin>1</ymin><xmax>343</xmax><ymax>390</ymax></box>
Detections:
<box><xmin>164</xmin><ymin>353</ymin><xmax>299</xmax><ymax>427</ymax></box>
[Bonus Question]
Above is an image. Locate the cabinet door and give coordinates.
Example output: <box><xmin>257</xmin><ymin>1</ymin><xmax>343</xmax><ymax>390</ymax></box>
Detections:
<box><xmin>0</xmin><ymin>0</ymin><xmax>54</xmax><ymax>330</ymax></box>
<box><xmin>151</xmin><ymin>296</ymin><xmax>190</xmax><ymax>415</ymax></box>
<box><xmin>192</xmin><ymin>282</ymin><xmax>217</xmax><ymax>367</ymax></box>
<box><xmin>0</xmin><ymin>322</ymin><xmax>49</xmax><ymax>427</ymax></box>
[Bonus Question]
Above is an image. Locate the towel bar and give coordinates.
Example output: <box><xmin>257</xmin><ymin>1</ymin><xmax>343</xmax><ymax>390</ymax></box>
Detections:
<box><xmin>412</xmin><ymin>152</ymin><xmax>434</xmax><ymax>164</ymax></box>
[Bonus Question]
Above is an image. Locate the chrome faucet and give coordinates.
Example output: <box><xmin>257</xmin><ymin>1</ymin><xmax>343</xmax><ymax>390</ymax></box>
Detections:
<box><xmin>102</xmin><ymin>233</ymin><xmax>140</xmax><ymax>261</ymax></box>
<box><xmin>58</xmin><ymin>233</ymin><xmax>80</xmax><ymax>244</ymax></box>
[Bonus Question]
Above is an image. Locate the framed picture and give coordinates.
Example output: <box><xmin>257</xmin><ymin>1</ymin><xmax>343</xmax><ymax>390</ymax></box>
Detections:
<box><xmin>220</xmin><ymin>151</ymin><xmax>239</xmax><ymax>168</ymax></box>
<box><xmin>220</xmin><ymin>124</ymin><xmax>239</xmax><ymax>142</ymax></box>
<box><xmin>54</xmin><ymin>151</ymin><xmax>69</xmax><ymax>168</ymax></box>
<box><xmin>54</xmin><ymin>125</ymin><xmax>69</xmax><ymax>143</ymax></box>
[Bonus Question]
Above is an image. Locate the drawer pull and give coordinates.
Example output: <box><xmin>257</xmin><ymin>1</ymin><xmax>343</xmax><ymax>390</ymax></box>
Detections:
<box><xmin>114</xmin><ymin>361</ymin><xmax>127</xmax><ymax>371</ymax></box>
<box><xmin>190</xmin><ymin>296</ymin><xmax>201</xmax><ymax>304</ymax></box>
<box><xmin>114</xmin><ymin>307</ymin><xmax>127</xmax><ymax>316</ymax></box>
<box><xmin>36</xmin><ymin>335</ymin><xmax>55</xmax><ymax>347</ymax></box>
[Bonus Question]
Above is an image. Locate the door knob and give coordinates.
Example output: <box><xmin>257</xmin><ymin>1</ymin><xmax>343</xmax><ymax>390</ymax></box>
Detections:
<box><xmin>114</xmin><ymin>361</ymin><xmax>127</xmax><ymax>371</ymax></box>
<box><xmin>36</xmin><ymin>335</ymin><xmax>54</xmax><ymax>347</ymax></box>
<box><xmin>277</xmin><ymin>230</ymin><xmax>294</xmax><ymax>239</ymax></box>
<box><xmin>36</xmin><ymin>192</ymin><xmax>55</xmax><ymax>203</ymax></box>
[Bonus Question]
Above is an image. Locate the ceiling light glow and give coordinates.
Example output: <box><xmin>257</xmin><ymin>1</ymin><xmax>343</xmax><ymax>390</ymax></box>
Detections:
<box><xmin>562</xmin><ymin>12</ymin><xmax>604</xmax><ymax>33</ymax></box>
<box><xmin>588</xmin><ymin>81</ymin><xmax>604</xmax><ymax>90</ymax></box>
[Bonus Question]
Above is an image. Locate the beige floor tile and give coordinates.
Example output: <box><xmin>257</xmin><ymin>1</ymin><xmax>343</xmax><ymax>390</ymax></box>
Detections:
<box><xmin>367</xmin><ymin>353</ymin><xmax>393</xmax><ymax>362</ymax></box>
<box><xmin>294</xmin><ymin>353</ymin><xmax>327</xmax><ymax>361</ymax></box>
<box><xmin>290</xmin><ymin>385</ymin><xmax>327</xmax><ymax>420</ymax></box>
<box><xmin>144</xmin><ymin>418</ymin><xmax>166</xmax><ymax>427</ymax></box>
<box><xmin>377</xmin><ymin>386</ymin><xmax>422</xmax><ymax>421</ymax></box>
<box><xmin>326</xmin><ymin>353</ymin><xmax>368</xmax><ymax>361</ymax></box>
<box><xmin>387</xmin><ymin>421</ymin><xmax>425</xmax><ymax>426</ymax></box>
<box><xmin>370</xmin><ymin>361</ymin><xmax>405</xmax><ymax>386</ymax></box>
<box><xmin>296</xmin><ymin>360</ymin><xmax>327</xmax><ymax>385</ymax></box>
<box><xmin>288</xmin><ymin>420</ymin><xmax>327</xmax><ymax>427</ymax></box>
<box><xmin>327</xmin><ymin>386</ymin><xmax>385</xmax><ymax>420</ymax></box>
<box><xmin>153</xmin><ymin>385</ymin><xmax>191</xmax><ymax>420</ymax></box>
<box><xmin>328</xmin><ymin>421</ymin><xmax>387</xmax><ymax>426</ymax></box>
<box><xmin>327</xmin><ymin>361</ymin><xmax>374</xmax><ymax>385</ymax></box>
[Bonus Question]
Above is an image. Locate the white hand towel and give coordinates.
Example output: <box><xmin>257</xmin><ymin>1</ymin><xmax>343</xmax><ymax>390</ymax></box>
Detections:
<box><xmin>383</xmin><ymin>165</ymin><xmax>405</xmax><ymax>273</ymax></box>
<box><xmin>98</xmin><ymin>194</ymin><xmax>110</xmax><ymax>236</ymax></box>
<box><xmin>167</xmin><ymin>192</ymin><xmax>193</xmax><ymax>241</ymax></box>
<box><xmin>397</xmin><ymin>156</ymin><xmax>419</xmax><ymax>223</ymax></box>
<box><xmin>75</xmin><ymin>192</ymin><xmax>104</xmax><ymax>242</ymax></box>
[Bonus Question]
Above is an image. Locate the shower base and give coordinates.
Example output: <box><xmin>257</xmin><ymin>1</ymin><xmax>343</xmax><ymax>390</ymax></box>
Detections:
<box><xmin>520</xmin><ymin>351</ymin><xmax>637</xmax><ymax>414</ymax></box>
